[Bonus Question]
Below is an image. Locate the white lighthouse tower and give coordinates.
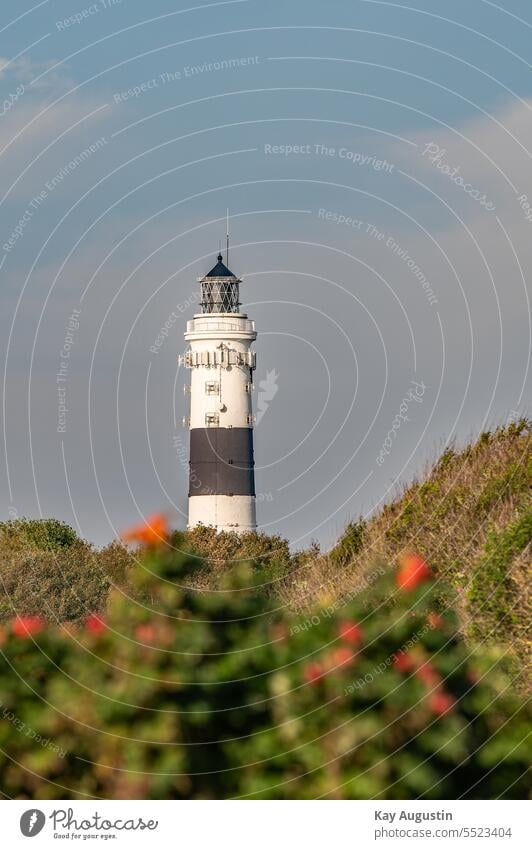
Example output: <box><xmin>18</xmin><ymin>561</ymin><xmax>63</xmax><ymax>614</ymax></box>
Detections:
<box><xmin>182</xmin><ymin>250</ymin><xmax>257</xmax><ymax>532</ymax></box>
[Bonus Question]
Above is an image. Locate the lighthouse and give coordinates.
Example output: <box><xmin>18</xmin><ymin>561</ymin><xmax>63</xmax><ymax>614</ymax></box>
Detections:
<box><xmin>182</xmin><ymin>251</ymin><xmax>257</xmax><ymax>532</ymax></box>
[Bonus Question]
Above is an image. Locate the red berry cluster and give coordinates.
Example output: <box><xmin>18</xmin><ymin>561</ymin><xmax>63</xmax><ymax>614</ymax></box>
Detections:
<box><xmin>303</xmin><ymin>620</ymin><xmax>362</xmax><ymax>685</ymax></box>
<box><xmin>393</xmin><ymin>649</ymin><xmax>456</xmax><ymax>716</ymax></box>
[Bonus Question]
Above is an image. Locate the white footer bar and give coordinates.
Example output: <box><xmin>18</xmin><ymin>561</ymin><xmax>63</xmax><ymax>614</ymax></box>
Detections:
<box><xmin>2</xmin><ymin>800</ymin><xmax>530</xmax><ymax>848</ymax></box>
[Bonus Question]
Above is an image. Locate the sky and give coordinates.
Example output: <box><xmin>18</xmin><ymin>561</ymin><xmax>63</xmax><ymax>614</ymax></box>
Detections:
<box><xmin>0</xmin><ymin>0</ymin><xmax>530</xmax><ymax>548</ymax></box>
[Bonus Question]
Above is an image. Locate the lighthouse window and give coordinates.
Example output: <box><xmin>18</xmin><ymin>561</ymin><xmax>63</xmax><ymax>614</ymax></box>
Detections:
<box><xmin>244</xmin><ymin>382</ymin><xmax>253</xmax><ymax>394</ymax></box>
<box><xmin>205</xmin><ymin>381</ymin><xmax>219</xmax><ymax>395</ymax></box>
<box><xmin>205</xmin><ymin>413</ymin><xmax>219</xmax><ymax>426</ymax></box>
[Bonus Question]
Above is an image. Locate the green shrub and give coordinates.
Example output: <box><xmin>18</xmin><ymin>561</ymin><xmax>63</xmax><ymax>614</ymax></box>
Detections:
<box><xmin>468</xmin><ymin>508</ymin><xmax>532</xmax><ymax>643</ymax></box>
<box><xmin>474</xmin><ymin>461</ymin><xmax>531</xmax><ymax>517</ymax></box>
<box><xmin>0</xmin><ymin>533</ymin><xmax>529</xmax><ymax>800</ymax></box>
<box><xmin>0</xmin><ymin>519</ymin><xmax>78</xmax><ymax>554</ymax></box>
<box><xmin>181</xmin><ymin>526</ymin><xmax>294</xmax><ymax>589</ymax></box>
<box><xmin>0</xmin><ymin>540</ymin><xmax>109</xmax><ymax>623</ymax></box>
<box><xmin>329</xmin><ymin>520</ymin><xmax>366</xmax><ymax>566</ymax></box>
<box><xmin>96</xmin><ymin>541</ymin><xmax>137</xmax><ymax>590</ymax></box>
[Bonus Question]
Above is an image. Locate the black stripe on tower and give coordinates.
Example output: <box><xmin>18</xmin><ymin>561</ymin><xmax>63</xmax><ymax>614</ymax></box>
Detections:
<box><xmin>189</xmin><ymin>428</ymin><xmax>255</xmax><ymax>497</ymax></box>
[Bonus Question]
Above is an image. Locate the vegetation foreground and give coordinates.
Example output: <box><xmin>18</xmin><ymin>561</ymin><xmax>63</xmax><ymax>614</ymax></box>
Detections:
<box><xmin>0</xmin><ymin>421</ymin><xmax>530</xmax><ymax>799</ymax></box>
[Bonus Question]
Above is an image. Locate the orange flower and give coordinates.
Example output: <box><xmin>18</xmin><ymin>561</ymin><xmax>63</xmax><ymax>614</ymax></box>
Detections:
<box><xmin>11</xmin><ymin>616</ymin><xmax>44</xmax><ymax>638</ymax></box>
<box><xmin>396</xmin><ymin>553</ymin><xmax>432</xmax><ymax>591</ymax></box>
<box><xmin>85</xmin><ymin>613</ymin><xmax>106</xmax><ymax>635</ymax></box>
<box><xmin>428</xmin><ymin>690</ymin><xmax>456</xmax><ymax>716</ymax></box>
<box><xmin>122</xmin><ymin>513</ymin><xmax>169</xmax><ymax>546</ymax></box>
<box><xmin>338</xmin><ymin>620</ymin><xmax>363</xmax><ymax>645</ymax></box>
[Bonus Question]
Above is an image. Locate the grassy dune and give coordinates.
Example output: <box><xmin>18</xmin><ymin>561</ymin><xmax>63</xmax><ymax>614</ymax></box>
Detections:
<box><xmin>278</xmin><ymin>419</ymin><xmax>531</xmax><ymax>682</ymax></box>
<box><xmin>1</xmin><ymin>420</ymin><xmax>530</xmax><ymax>682</ymax></box>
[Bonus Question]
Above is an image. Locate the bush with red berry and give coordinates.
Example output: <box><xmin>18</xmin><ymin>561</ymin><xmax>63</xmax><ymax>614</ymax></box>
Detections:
<box><xmin>0</xmin><ymin>519</ymin><xmax>529</xmax><ymax>799</ymax></box>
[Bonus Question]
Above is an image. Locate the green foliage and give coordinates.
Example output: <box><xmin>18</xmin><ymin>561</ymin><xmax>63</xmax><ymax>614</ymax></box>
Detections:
<box><xmin>182</xmin><ymin>526</ymin><xmax>294</xmax><ymax>587</ymax></box>
<box><xmin>0</xmin><ymin>541</ymin><xmax>529</xmax><ymax>800</ymax></box>
<box><xmin>468</xmin><ymin>508</ymin><xmax>532</xmax><ymax>642</ymax></box>
<box><xmin>0</xmin><ymin>518</ymin><xmax>78</xmax><ymax>553</ymax></box>
<box><xmin>474</xmin><ymin>460</ymin><xmax>531</xmax><ymax>517</ymax></box>
<box><xmin>329</xmin><ymin>520</ymin><xmax>366</xmax><ymax>566</ymax></box>
<box><xmin>96</xmin><ymin>541</ymin><xmax>137</xmax><ymax>590</ymax></box>
<box><xmin>290</xmin><ymin>421</ymin><xmax>531</xmax><ymax>676</ymax></box>
<box><xmin>0</xmin><ymin>525</ymin><xmax>137</xmax><ymax>625</ymax></box>
<box><xmin>0</xmin><ymin>540</ymin><xmax>109</xmax><ymax>623</ymax></box>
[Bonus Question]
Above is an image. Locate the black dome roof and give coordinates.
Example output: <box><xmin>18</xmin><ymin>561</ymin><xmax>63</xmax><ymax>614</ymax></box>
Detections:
<box><xmin>204</xmin><ymin>253</ymin><xmax>236</xmax><ymax>278</ymax></box>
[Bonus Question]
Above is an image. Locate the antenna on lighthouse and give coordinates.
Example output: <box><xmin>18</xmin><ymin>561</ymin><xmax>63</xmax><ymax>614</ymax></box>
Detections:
<box><xmin>226</xmin><ymin>208</ymin><xmax>229</xmax><ymax>266</ymax></box>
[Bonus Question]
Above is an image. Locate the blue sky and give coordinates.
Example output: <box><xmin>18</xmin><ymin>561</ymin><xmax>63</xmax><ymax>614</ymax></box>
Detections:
<box><xmin>1</xmin><ymin>0</ymin><xmax>531</xmax><ymax>546</ymax></box>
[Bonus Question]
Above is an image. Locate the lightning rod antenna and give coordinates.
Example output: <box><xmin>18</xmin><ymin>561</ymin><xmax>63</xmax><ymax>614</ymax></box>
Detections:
<box><xmin>226</xmin><ymin>208</ymin><xmax>229</xmax><ymax>265</ymax></box>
